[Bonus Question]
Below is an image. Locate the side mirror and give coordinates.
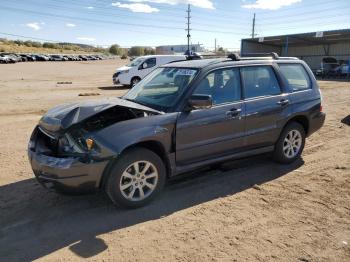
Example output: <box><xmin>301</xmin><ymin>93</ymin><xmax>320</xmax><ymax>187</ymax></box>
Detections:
<box><xmin>142</xmin><ymin>63</ymin><xmax>148</xmax><ymax>69</ymax></box>
<box><xmin>187</xmin><ymin>94</ymin><xmax>213</xmax><ymax>110</ymax></box>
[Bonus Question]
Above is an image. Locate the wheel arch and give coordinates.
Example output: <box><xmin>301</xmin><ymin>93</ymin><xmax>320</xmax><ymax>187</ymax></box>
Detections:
<box><xmin>99</xmin><ymin>140</ymin><xmax>171</xmax><ymax>189</ymax></box>
<box><xmin>284</xmin><ymin>115</ymin><xmax>309</xmax><ymax>136</ymax></box>
<box><xmin>130</xmin><ymin>76</ymin><xmax>141</xmax><ymax>85</ymax></box>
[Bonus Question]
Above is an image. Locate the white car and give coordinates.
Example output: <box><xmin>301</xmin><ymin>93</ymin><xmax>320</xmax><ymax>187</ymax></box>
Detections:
<box><xmin>113</xmin><ymin>55</ymin><xmax>186</xmax><ymax>86</ymax></box>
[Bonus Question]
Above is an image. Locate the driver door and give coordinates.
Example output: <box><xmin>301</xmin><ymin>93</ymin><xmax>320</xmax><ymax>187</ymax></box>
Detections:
<box><xmin>176</xmin><ymin>67</ymin><xmax>246</xmax><ymax>165</ymax></box>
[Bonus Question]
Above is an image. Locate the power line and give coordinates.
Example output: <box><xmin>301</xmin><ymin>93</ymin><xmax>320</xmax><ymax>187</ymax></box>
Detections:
<box><xmin>0</xmin><ymin>5</ymin><xmax>248</xmax><ymax>35</ymax></box>
<box><xmin>2</xmin><ymin>0</ymin><xmax>348</xmax><ymax>33</ymax></box>
<box><xmin>259</xmin><ymin>12</ymin><xmax>350</xmax><ymax>26</ymax></box>
<box><xmin>257</xmin><ymin>0</ymin><xmax>346</xmax><ymax>14</ymax></box>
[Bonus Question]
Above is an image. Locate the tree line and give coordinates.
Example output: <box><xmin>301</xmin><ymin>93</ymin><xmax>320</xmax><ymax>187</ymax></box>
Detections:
<box><xmin>109</xmin><ymin>45</ymin><xmax>155</xmax><ymax>57</ymax></box>
<box><xmin>1</xmin><ymin>38</ymin><xmax>156</xmax><ymax>56</ymax></box>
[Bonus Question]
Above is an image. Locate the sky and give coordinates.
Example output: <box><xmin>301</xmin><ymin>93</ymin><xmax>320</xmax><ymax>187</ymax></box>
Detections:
<box><xmin>0</xmin><ymin>0</ymin><xmax>350</xmax><ymax>51</ymax></box>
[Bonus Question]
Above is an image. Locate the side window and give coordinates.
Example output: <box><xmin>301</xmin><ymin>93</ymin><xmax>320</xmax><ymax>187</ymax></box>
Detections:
<box><xmin>278</xmin><ymin>64</ymin><xmax>311</xmax><ymax>91</ymax></box>
<box><xmin>241</xmin><ymin>66</ymin><xmax>281</xmax><ymax>99</ymax></box>
<box><xmin>143</xmin><ymin>58</ymin><xmax>156</xmax><ymax>69</ymax></box>
<box><xmin>193</xmin><ymin>68</ymin><xmax>241</xmax><ymax>105</ymax></box>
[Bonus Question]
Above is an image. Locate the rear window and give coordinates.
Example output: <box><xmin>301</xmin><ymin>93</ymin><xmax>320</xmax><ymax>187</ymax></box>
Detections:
<box><xmin>241</xmin><ymin>66</ymin><xmax>281</xmax><ymax>99</ymax></box>
<box><xmin>279</xmin><ymin>64</ymin><xmax>311</xmax><ymax>91</ymax></box>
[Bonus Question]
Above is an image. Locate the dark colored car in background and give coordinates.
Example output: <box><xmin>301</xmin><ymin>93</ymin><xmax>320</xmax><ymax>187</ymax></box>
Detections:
<box><xmin>33</xmin><ymin>54</ymin><xmax>50</xmax><ymax>61</ymax></box>
<box><xmin>28</xmin><ymin>53</ymin><xmax>325</xmax><ymax>208</ymax></box>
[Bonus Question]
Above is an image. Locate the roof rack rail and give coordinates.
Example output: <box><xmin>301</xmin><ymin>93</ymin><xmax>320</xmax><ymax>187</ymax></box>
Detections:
<box><xmin>240</xmin><ymin>52</ymin><xmax>280</xmax><ymax>59</ymax></box>
<box><xmin>278</xmin><ymin>57</ymin><xmax>299</xmax><ymax>60</ymax></box>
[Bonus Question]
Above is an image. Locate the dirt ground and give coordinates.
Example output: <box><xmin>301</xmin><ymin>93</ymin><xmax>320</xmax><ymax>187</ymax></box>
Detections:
<box><xmin>0</xmin><ymin>60</ymin><xmax>349</xmax><ymax>262</ymax></box>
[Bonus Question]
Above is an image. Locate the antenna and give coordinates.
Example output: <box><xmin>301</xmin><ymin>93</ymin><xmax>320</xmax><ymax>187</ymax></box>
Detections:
<box><xmin>186</xmin><ymin>4</ymin><xmax>191</xmax><ymax>54</ymax></box>
<box><xmin>251</xmin><ymin>13</ymin><xmax>256</xmax><ymax>38</ymax></box>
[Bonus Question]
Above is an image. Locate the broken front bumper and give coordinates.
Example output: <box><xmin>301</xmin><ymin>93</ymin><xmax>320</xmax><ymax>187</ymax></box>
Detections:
<box><xmin>28</xmin><ymin>127</ymin><xmax>109</xmax><ymax>192</ymax></box>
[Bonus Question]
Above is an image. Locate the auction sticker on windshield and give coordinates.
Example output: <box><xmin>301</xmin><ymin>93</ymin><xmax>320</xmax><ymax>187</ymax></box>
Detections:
<box><xmin>177</xmin><ymin>69</ymin><xmax>197</xmax><ymax>76</ymax></box>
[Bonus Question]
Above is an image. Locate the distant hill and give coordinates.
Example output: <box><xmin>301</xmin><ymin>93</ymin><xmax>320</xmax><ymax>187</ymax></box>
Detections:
<box><xmin>58</xmin><ymin>42</ymin><xmax>96</xmax><ymax>49</ymax></box>
<box><xmin>0</xmin><ymin>38</ymin><xmax>107</xmax><ymax>54</ymax></box>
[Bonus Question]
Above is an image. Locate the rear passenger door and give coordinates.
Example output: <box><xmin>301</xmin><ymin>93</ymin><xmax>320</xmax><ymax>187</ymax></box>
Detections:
<box><xmin>242</xmin><ymin>65</ymin><xmax>291</xmax><ymax>149</ymax></box>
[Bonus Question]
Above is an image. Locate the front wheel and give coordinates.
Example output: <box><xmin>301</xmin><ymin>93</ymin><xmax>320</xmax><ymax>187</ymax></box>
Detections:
<box><xmin>130</xmin><ymin>77</ymin><xmax>141</xmax><ymax>87</ymax></box>
<box><xmin>105</xmin><ymin>148</ymin><xmax>166</xmax><ymax>208</ymax></box>
<box><xmin>273</xmin><ymin>122</ymin><xmax>305</xmax><ymax>164</ymax></box>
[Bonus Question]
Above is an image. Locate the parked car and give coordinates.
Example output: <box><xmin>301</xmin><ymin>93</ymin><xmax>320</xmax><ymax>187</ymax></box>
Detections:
<box><xmin>79</xmin><ymin>55</ymin><xmax>88</xmax><ymax>61</ymax></box>
<box><xmin>0</xmin><ymin>54</ymin><xmax>17</xmax><ymax>63</ymax></box>
<box><xmin>26</xmin><ymin>54</ymin><xmax>36</xmax><ymax>62</ymax></box>
<box><xmin>28</xmin><ymin>53</ymin><xmax>325</xmax><ymax>208</ymax></box>
<box><xmin>315</xmin><ymin>57</ymin><xmax>339</xmax><ymax>78</ymax></box>
<box><xmin>9</xmin><ymin>54</ymin><xmax>23</xmax><ymax>62</ymax></box>
<box><xmin>0</xmin><ymin>55</ymin><xmax>9</xmax><ymax>63</ymax></box>
<box><xmin>50</xmin><ymin>55</ymin><xmax>64</xmax><ymax>61</ymax></box>
<box><xmin>184</xmin><ymin>50</ymin><xmax>203</xmax><ymax>60</ymax></box>
<box><xmin>113</xmin><ymin>55</ymin><xmax>187</xmax><ymax>86</ymax></box>
<box><xmin>33</xmin><ymin>54</ymin><xmax>50</xmax><ymax>61</ymax></box>
<box><xmin>335</xmin><ymin>60</ymin><xmax>350</xmax><ymax>77</ymax></box>
<box><xmin>19</xmin><ymin>54</ymin><xmax>29</xmax><ymax>62</ymax></box>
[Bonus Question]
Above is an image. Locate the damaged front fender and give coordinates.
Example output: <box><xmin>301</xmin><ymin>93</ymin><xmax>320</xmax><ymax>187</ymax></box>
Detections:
<box><xmin>92</xmin><ymin>112</ymin><xmax>179</xmax><ymax>156</ymax></box>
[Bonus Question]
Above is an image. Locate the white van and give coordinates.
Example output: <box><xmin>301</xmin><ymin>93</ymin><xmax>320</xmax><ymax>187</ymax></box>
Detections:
<box><xmin>113</xmin><ymin>55</ymin><xmax>186</xmax><ymax>86</ymax></box>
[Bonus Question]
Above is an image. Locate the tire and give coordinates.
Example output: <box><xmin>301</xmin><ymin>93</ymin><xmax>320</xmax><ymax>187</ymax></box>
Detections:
<box><xmin>273</xmin><ymin>122</ymin><xmax>305</xmax><ymax>164</ymax></box>
<box><xmin>130</xmin><ymin>77</ymin><xmax>141</xmax><ymax>87</ymax></box>
<box><xmin>105</xmin><ymin>147</ymin><xmax>166</xmax><ymax>208</ymax></box>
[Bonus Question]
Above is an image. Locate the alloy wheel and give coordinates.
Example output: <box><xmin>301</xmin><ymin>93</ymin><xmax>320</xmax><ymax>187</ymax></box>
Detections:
<box><xmin>283</xmin><ymin>129</ymin><xmax>302</xmax><ymax>158</ymax></box>
<box><xmin>119</xmin><ymin>161</ymin><xmax>158</xmax><ymax>201</ymax></box>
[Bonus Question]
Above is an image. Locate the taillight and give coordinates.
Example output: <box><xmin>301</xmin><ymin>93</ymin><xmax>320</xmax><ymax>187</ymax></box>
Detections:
<box><xmin>320</xmin><ymin>104</ymin><xmax>323</xmax><ymax>112</ymax></box>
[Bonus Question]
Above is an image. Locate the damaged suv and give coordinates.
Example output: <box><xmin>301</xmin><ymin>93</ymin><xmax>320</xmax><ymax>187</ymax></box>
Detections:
<box><xmin>28</xmin><ymin>53</ymin><xmax>325</xmax><ymax>208</ymax></box>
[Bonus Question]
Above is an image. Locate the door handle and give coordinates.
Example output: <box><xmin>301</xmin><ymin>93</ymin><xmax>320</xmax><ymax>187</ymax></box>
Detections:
<box><xmin>277</xmin><ymin>99</ymin><xmax>289</xmax><ymax>106</ymax></box>
<box><xmin>226</xmin><ymin>108</ymin><xmax>242</xmax><ymax>118</ymax></box>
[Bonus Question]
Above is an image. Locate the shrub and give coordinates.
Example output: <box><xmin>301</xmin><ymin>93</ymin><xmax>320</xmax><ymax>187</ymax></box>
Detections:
<box><xmin>121</xmin><ymin>54</ymin><xmax>127</xmax><ymax>59</ymax></box>
<box><xmin>109</xmin><ymin>44</ymin><xmax>122</xmax><ymax>55</ymax></box>
<box><xmin>129</xmin><ymin>46</ymin><xmax>144</xmax><ymax>56</ymax></box>
<box><xmin>144</xmin><ymin>47</ymin><xmax>155</xmax><ymax>55</ymax></box>
<box><xmin>43</xmin><ymin>42</ymin><xmax>58</xmax><ymax>49</ymax></box>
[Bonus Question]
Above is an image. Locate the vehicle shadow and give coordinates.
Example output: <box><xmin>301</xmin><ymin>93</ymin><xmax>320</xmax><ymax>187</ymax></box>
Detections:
<box><xmin>0</xmin><ymin>155</ymin><xmax>304</xmax><ymax>261</ymax></box>
<box><xmin>341</xmin><ymin>115</ymin><xmax>350</xmax><ymax>126</ymax></box>
<box><xmin>98</xmin><ymin>85</ymin><xmax>130</xmax><ymax>90</ymax></box>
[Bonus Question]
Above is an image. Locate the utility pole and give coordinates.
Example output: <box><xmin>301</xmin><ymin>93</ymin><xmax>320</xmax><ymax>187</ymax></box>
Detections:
<box><xmin>251</xmin><ymin>13</ymin><xmax>256</xmax><ymax>39</ymax></box>
<box><xmin>215</xmin><ymin>38</ymin><xmax>217</xmax><ymax>52</ymax></box>
<box><xmin>186</xmin><ymin>4</ymin><xmax>191</xmax><ymax>54</ymax></box>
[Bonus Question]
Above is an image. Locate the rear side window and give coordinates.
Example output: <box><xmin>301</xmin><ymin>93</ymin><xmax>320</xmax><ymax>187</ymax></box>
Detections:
<box><xmin>241</xmin><ymin>66</ymin><xmax>281</xmax><ymax>99</ymax></box>
<box><xmin>278</xmin><ymin>64</ymin><xmax>311</xmax><ymax>91</ymax></box>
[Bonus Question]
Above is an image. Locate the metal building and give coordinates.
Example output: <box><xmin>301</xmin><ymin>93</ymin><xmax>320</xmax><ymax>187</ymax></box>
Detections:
<box><xmin>241</xmin><ymin>29</ymin><xmax>350</xmax><ymax>71</ymax></box>
<box><xmin>156</xmin><ymin>44</ymin><xmax>204</xmax><ymax>55</ymax></box>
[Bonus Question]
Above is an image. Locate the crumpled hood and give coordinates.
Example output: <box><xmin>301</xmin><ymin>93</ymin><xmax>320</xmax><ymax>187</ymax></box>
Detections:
<box><xmin>39</xmin><ymin>97</ymin><xmax>161</xmax><ymax>133</ymax></box>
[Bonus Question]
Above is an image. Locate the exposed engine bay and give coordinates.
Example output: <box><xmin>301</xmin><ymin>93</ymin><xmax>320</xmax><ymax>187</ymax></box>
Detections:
<box><xmin>82</xmin><ymin>106</ymin><xmax>153</xmax><ymax>132</ymax></box>
<box><xmin>35</xmin><ymin>106</ymin><xmax>157</xmax><ymax>158</ymax></box>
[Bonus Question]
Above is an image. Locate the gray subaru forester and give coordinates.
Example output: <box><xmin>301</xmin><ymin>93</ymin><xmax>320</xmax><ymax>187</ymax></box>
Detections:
<box><xmin>28</xmin><ymin>53</ymin><xmax>325</xmax><ymax>208</ymax></box>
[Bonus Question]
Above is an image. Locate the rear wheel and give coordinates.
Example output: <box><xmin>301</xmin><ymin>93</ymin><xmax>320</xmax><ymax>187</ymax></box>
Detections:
<box><xmin>105</xmin><ymin>148</ymin><xmax>166</xmax><ymax>208</ymax></box>
<box><xmin>273</xmin><ymin>122</ymin><xmax>305</xmax><ymax>164</ymax></box>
